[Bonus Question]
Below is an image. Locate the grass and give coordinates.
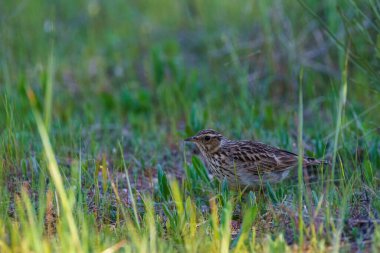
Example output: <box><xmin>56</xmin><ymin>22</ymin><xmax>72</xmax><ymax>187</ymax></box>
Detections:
<box><xmin>1</xmin><ymin>0</ymin><xmax>380</xmax><ymax>252</ymax></box>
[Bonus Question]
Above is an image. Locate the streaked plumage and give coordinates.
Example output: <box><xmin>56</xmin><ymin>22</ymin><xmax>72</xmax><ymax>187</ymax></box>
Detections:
<box><xmin>185</xmin><ymin>129</ymin><xmax>326</xmax><ymax>186</ymax></box>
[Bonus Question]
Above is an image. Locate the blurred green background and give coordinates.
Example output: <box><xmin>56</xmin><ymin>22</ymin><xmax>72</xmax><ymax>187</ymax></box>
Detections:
<box><xmin>1</xmin><ymin>0</ymin><xmax>378</xmax><ymax>136</ymax></box>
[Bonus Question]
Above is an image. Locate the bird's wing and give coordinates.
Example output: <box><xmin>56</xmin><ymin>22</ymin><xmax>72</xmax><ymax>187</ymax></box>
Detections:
<box><xmin>228</xmin><ymin>141</ymin><xmax>299</xmax><ymax>175</ymax></box>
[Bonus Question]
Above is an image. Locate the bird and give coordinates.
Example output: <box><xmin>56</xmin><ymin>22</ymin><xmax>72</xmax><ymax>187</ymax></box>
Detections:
<box><xmin>184</xmin><ymin>129</ymin><xmax>327</xmax><ymax>187</ymax></box>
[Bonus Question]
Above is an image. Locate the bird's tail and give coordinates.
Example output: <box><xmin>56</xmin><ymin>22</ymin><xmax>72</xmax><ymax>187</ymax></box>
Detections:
<box><xmin>304</xmin><ymin>157</ymin><xmax>330</xmax><ymax>167</ymax></box>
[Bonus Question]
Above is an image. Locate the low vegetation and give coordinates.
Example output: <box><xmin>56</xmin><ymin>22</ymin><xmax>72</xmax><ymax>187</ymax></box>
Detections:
<box><xmin>1</xmin><ymin>0</ymin><xmax>380</xmax><ymax>252</ymax></box>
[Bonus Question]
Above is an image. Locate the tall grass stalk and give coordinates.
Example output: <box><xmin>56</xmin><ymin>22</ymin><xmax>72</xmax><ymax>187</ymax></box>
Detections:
<box><xmin>21</xmin><ymin>189</ymin><xmax>43</xmax><ymax>253</ymax></box>
<box><xmin>331</xmin><ymin>50</ymin><xmax>349</xmax><ymax>186</ymax></box>
<box><xmin>44</xmin><ymin>51</ymin><xmax>54</xmax><ymax>132</ymax></box>
<box><xmin>297</xmin><ymin>68</ymin><xmax>304</xmax><ymax>247</ymax></box>
<box><xmin>118</xmin><ymin>141</ymin><xmax>140</xmax><ymax>230</ymax></box>
<box><xmin>332</xmin><ymin>179</ymin><xmax>353</xmax><ymax>253</ymax></box>
<box><xmin>27</xmin><ymin>87</ymin><xmax>82</xmax><ymax>252</ymax></box>
<box><xmin>109</xmin><ymin>174</ymin><xmax>130</xmax><ymax>225</ymax></box>
<box><xmin>170</xmin><ymin>180</ymin><xmax>185</xmax><ymax>235</ymax></box>
<box><xmin>330</xmin><ymin>49</ymin><xmax>349</xmax><ymax>253</ymax></box>
<box><xmin>143</xmin><ymin>196</ymin><xmax>157</xmax><ymax>253</ymax></box>
<box><xmin>220</xmin><ymin>202</ymin><xmax>232</xmax><ymax>253</ymax></box>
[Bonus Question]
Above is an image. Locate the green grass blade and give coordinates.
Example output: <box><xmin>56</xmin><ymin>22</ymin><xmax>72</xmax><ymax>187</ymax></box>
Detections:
<box><xmin>26</xmin><ymin>87</ymin><xmax>82</xmax><ymax>252</ymax></box>
<box><xmin>44</xmin><ymin>51</ymin><xmax>54</xmax><ymax>132</ymax></box>
<box><xmin>118</xmin><ymin>141</ymin><xmax>140</xmax><ymax>231</ymax></box>
<box><xmin>297</xmin><ymin>68</ymin><xmax>304</xmax><ymax>247</ymax></box>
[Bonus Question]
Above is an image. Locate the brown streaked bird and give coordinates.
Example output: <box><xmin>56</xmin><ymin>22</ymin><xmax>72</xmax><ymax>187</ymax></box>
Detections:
<box><xmin>185</xmin><ymin>129</ymin><xmax>327</xmax><ymax>186</ymax></box>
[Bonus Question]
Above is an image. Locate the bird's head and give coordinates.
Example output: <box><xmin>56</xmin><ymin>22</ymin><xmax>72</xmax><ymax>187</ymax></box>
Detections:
<box><xmin>184</xmin><ymin>129</ymin><xmax>224</xmax><ymax>153</ymax></box>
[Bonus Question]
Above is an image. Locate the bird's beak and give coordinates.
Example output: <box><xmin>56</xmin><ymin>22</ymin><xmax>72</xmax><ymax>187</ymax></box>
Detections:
<box><xmin>184</xmin><ymin>136</ymin><xmax>197</xmax><ymax>142</ymax></box>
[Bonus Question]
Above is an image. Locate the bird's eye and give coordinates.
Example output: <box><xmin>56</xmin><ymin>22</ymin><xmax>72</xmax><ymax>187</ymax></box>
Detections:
<box><xmin>204</xmin><ymin>136</ymin><xmax>211</xmax><ymax>141</ymax></box>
